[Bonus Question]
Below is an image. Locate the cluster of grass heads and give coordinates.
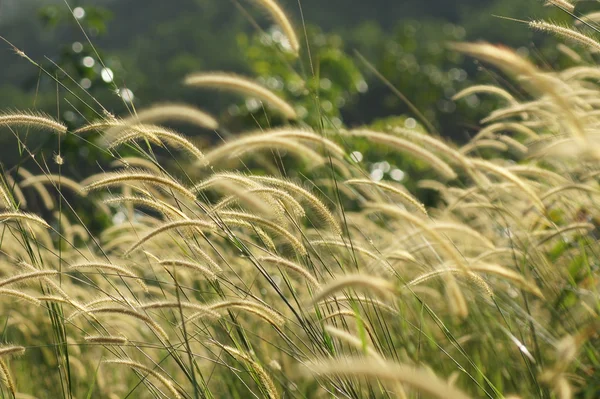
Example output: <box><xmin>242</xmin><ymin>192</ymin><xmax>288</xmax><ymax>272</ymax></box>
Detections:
<box><xmin>0</xmin><ymin>1</ymin><xmax>598</xmax><ymax>398</ymax></box>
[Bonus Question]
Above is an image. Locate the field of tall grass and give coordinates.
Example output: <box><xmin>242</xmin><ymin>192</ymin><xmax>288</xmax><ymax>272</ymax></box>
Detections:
<box><xmin>0</xmin><ymin>0</ymin><xmax>597</xmax><ymax>398</ymax></box>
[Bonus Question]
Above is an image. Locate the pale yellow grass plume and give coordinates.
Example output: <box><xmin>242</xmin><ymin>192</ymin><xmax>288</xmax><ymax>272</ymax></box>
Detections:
<box><xmin>138</xmin><ymin>301</ymin><xmax>221</xmax><ymax>319</ymax></box>
<box><xmin>136</xmin><ymin>126</ymin><xmax>206</xmax><ymax>164</ymax></box>
<box><xmin>363</xmin><ymin>203</ymin><xmax>467</xmax><ymax>269</ymax></box>
<box><xmin>576</xmin><ymin>11</ymin><xmax>600</xmax><ymax>26</ymax></box>
<box><xmin>305</xmin><ymin>357</ymin><xmax>472</xmax><ymax>399</ymax></box>
<box><xmin>344</xmin><ymin>130</ymin><xmax>457</xmax><ymax>179</ymax></box>
<box><xmin>308</xmin><ymin>239</ymin><xmax>394</xmax><ymax>274</ymax></box>
<box><xmin>105</xmin><ymin>124</ymin><xmax>206</xmax><ymax>164</ymax></box>
<box><xmin>20</xmin><ymin>174</ymin><xmax>86</xmax><ymax>197</ymax></box>
<box><xmin>470</xmin><ymin>262</ymin><xmax>543</xmax><ymax>298</ymax></box>
<box><xmin>0</xmin><ymin>270</ymin><xmax>58</xmax><ymax>289</ymax></box>
<box><xmin>214</xmin><ymin>186</ymin><xmax>306</xmax><ymax>218</ymax></box>
<box><xmin>125</xmin><ymin>102</ymin><xmax>218</xmax><ymax>130</ymax></box>
<box><xmin>0</xmin><ymin>212</ymin><xmax>51</xmax><ymax>229</ymax></box>
<box><xmin>0</xmin><ymin>179</ymin><xmax>13</xmax><ymax>209</ymax></box>
<box><xmin>556</xmin><ymin>43</ymin><xmax>582</xmax><ymax>62</ymax></box>
<box><xmin>539</xmin><ymin>331</ymin><xmax>593</xmax><ymax>399</ymax></box>
<box><xmin>535</xmin><ymin>222</ymin><xmax>595</xmax><ymax>245</ymax></box>
<box><xmin>451</xmin><ymin>42</ymin><xmax>584</xmax><ymax>139</ymax></box>
<box><xmin>496</xmin><ymin>135</ymin><xmax>529</xmax><ymax>155</ymax></box>
<box><xmin>256</xmin><ymin>255</ymin><xmax>320</xmax><ymax>287</ymax></box>
<box><xmin>110</xmin><ymin>157</ymin><xmax>162</xmax><ymax>173</ymax></box>
<box><xmin>124</xmin><ymin>219</ymin><xmax>216</xmax><ymax>255</ymax></box>
<box><xmin>323</xmin><ymin>325</ymin><xmax>386</xmax><ymax>363</ymax></box>
<box><xmin>0</xmin><ymin>346</ymin><xmax>25</xmax><ymax>357</ymax></box>
<box><xmin>253</xmin><ymin>0</ymin><xmax>300</xmax><ymax>56</ymax></box>
<box><xmin>202</xmin><ymin>133</ymin><xmax>324</xmax><ymax>167</ymax></box>
<box><xmin>0</xmin><ymin>289</ymin><xmax>41</xmax><ymax>306</ymax></box>
<box><xmin>453</xmin><ymin>84</ymin><xmax>517</xmax><ymax>104</ymax></box>
<box><xmin>460</xmin><ymin>139</ymin><xmax>509</xmax><ymax>154</ymax></box>
<box><xmin>103</xmin><ymin>359</ymin><xmax>181</xmax><ymax>399</ymax></box>
<box><xmin>345</xmin><ymin>178</ymin><xmax>427</xmax><ymax>215</ymax></box>
<box><xmin>184</xmin><ymin>72</ymin><xmax>297</xmax><ymax>119</ymax></box>
<box><xmin>470</xmin><ymin>158</ymin><xmax>545</xmax><ymax>212</ymax></box>
<box><xmin>4</xmin><ymin>176</ymin><xmax>25</xmax><ymax>208</ymax></box>
<box><xmin>218</xmin><ymin>210</ymin><xmax>307</xmax><ymax>255</ymax></box>
<box><xmin>207</xmin><ymin>299</ymin><xmax>285</xmax><ymax>326</ymax></box>
<box><xmin>196</xmin><ymin>177</ymin><xmax>276</xmax><ymax>217</ymax></box>
<box><xmin>83</xmin><ymin>335</ymin><xmax>128</xmax><ymax>345</ymax></box>
<box><xmin>407</xmin><ymin>268</ymin><xmax>493</xmax><ymax>298</ymax></box>
<box><xmin>83</xmin><ymin>169</ymin><xmax>196</xmax><ymax>200</ymax></box>
<box><xmin>545</xmin><ymin>0</ymin><xmax>574</xmax><ymax>12</ymax></box>
<box><xmin>17</xmin><ymin>168</ymin><xmax>54</xmax><ymax>209</ymax></box>
<box><xmin>0</xmin><ymin>358</ymin><xmax>15</xmax><ymax>396</ymax></box>
<box><xmin>77</xmin><ymin>307</ymin><xmax>169</xmax><ymax>342</ymax></box>
<box><xmin>362</xmin><ymin>203</ymin><xmax>468</xmax><ymax>316</ymax></box>
<box><xmin>215</xmin><ymin>343</ymin><xmax>279</xmax><ymax>399</ymax></box>
<box><xmin>506</xmin><ymin>165</ymin><xmax>569</xmax><ymax>185</ymax></box>
<box><xmin>473</xmin><ymin>122</ymin><xmax>540</xmax><ymax>141</ymax></box>
<box><xmin>428</xmin><ymin>222</ymin><xmax>495</xmax><ymax>249</ymax></box>
<box><xmin>310</xmin><ymin>274</ymin><xmax>396</xmax><ymax>305</ymax></box>
<box><xmin>530</xmin><ymin>21</ymin><xmax>600</xmax><ymax>53</ymax></box>
<box><xmin>249</xmin><ymin>175</ymin><xmax>342</xmax><ymax>234</ymax></box>
<box><xmin>104</xmin><ymin>195</ymin><xmax>188</xmax><ymax>220</ymax></box>
<box><xmin>392</xmin><ymin>127</ymin><xmax>473</xmax><ymax>169</ymax></box>
<box><xmin>0</xmin><ymin>112</ymin><xmax>67</xmax><ymax>134</ymax></box>
<box><xmin>158</xmin><ymin>259</ymin><xmax>218</xmax><ymax>281</ymax></box>
<box><xmin>68</xmin><ymin>262</ymin><xmax>148</xmax><ymax>292</ymax></box>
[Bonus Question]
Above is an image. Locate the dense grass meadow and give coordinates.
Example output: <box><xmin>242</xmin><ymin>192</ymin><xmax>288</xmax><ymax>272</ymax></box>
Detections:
<box><xmin>0</xmin><ymin>0</ymin><xmax>598</xmax><ymax>398</ymax></box>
